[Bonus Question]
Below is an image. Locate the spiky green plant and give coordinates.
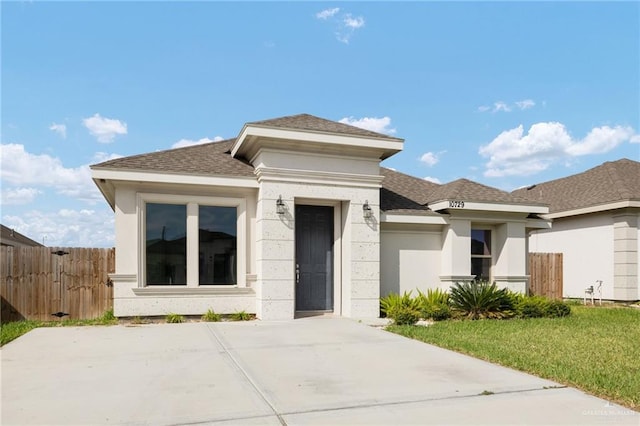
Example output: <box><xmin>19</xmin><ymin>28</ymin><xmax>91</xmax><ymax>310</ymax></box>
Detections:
<box><xmin>229</xmin><ymin>310</ymin><xmax>252</xmax><ymax>321</ymax></box>
<box><xmin>380</xmin><ymin>291</ymin><xmax>421</xmax><ymax>318</ymax></box>
<box><xmin>166</xmin><ymin>313</ymin><xmax>184</xmax><ymax>323</ymax></box>
<box><xmin>201</xmin><ymin>309</ymin><xmax>222</xmax><ymax>322</ymax></box>
<box><xmin>416</xmin><ymin>288</ymin><xmax>450</xmax><ymax>306</ymax></box>
<box><xmin>449</xmin><ymin>281</ymin><xmax>514</xmax><ymax>320</ymax></box>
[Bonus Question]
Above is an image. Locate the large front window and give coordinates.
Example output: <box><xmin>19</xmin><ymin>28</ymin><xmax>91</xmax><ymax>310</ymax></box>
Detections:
<box><xmin>199</xmin><ymin>206</ymin><xmax>237</xmax><ymax>285</ymax></box>
<box><xmin>471</xmin><ymin>229</ymin><xmax>491</xmax><ymax>282</ymax></box>
<box><xmin>144</xmin><ymin>200</ymin><xmax>240</xmax><ymax>286</ymax></box>
<box><xmin>146</xmin><ymin>203</ymin><xmax>187</xmax><ymax>285</ymax></box>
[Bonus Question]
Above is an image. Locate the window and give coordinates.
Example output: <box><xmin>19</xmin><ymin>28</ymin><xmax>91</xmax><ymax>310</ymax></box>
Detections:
<box><xmin>141</xmin><ymin>195</ymin><xmax>244</xmax><ymax>287</ymax></box>
<box><xmin>471</xmin><ymin>229</ymin><xmax>491</xmax><ymax>282</ymax></box>
<box><xmin>199</xmin><ymin>206</ymin><xmax>237</xmax><ymax>285</ymax></box>
<box><xmin>146</xmin><ymin>203</ymin><xmax>187</xmax><ymax>285</ymax></box>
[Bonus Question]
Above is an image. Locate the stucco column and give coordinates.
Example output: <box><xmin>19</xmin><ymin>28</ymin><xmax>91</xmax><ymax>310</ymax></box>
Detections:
<box><xmin>440</xmin><ymin>218</ymin><xmax>473</xmax><ymax>288</ymax></box>
<box><xmin>254</xmin><ymin>189</ymin><xmax>295</xmax><ymax>320</ymax></box>
<box><xmin>613</xmin><ymin>212</ymin><xmax>638</xmax><ymax>301</ymax></box>
<box><xmin>494</xmin><ymin>221</ymin><xmax>528</xmax><ymax>293</ymax></box>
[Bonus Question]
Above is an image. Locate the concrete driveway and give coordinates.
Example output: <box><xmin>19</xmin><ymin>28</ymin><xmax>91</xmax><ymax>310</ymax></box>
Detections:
<box><xmin>1</xmin><ymin>317</ymin><xmax>637</xmax><ymax>425</ymax></box>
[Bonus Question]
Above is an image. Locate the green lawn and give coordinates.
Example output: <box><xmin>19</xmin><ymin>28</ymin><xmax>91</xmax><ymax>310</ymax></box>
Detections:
<box><xmin>1</xmin><ymin>310</ymin><xmax>117</xmax><ymax>346</ymax></box>
<box><xmin>388</xmin><ymin>305</ymin><xmax>640</xmax><ymax>410</ymax></box>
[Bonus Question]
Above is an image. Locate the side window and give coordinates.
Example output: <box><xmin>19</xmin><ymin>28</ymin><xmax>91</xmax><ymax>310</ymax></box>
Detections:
<box><xmin>471</xmin><ymin>229</ymin><xmax>491</xmax><ymax>282</ymax></box>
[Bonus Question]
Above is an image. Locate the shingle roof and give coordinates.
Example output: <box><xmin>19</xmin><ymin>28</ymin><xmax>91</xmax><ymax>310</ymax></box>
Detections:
<box><xmin>426</xmin><ymin>178</ymin><xmax>538</xmax><ymax>205</ymax></box>
<box><xmin>380</xmin><ymin>168</ymin><xmax>440</xmax><ymax>214</ymax></box>
<box><xmin>1</xmin><ymin>224</ymin><xmax>44</xmax><ymax>247</ymax></box>
<box><xmin>91</xmin><ymin>139</ymin><xmax>255</xmax><ymax>177</ymax></box>
<box><xmin>248</xmin><ymin>113</ymin><xmax>403</xmax><ymax>141</ymax></box>
<box><xmin>512</xmin><ymin>158</ymin><xmax>640</xmax><ymax>214</ymax></box>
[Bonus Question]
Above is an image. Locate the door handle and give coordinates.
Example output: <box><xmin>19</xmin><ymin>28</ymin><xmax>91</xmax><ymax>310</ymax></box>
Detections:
<box><xmin>296</xmin><ymin>264</ymin><xmax>300</xmax><ymax>284</ymax></box>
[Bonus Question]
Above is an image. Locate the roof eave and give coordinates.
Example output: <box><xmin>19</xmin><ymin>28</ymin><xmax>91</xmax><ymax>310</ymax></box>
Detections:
<box><xmin>91</xmin><ymin>168</ymin><xmax>259</xmax><ymax>189</ymax></box>
<box><xmin>381</xmin><ymin>212</ymin><xmax>449</xmax><ymax>225</ymax></box>
<box><xmin>544</xmin><ymin>199</ymin><xmax>640</xmax><ymax>219</ymax></box>
<box><xmin>428</xmin><ymin>199</ymin><xmax>549</xmax><ymax>214</ymax></box>
<box><xmin>231</xmin><ymin>124</ymin><xmax>404</xmax><ymax>160</ymax></box>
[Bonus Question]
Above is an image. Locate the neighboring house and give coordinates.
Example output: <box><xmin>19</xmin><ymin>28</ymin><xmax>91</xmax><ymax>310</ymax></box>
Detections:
<box><xmin>91</xmin><ymin>113</ymin><xmax>549</xmax><ymax>319</ymax></box>
<box><xmin>513</xmin><ymin>159</ymin><xmax>640</xmax><ymax>302</ymax></box>
<box><xmin>0</xmin><ymin>225</ymin><xmax>44</xmax><ymax>248</ymax></box>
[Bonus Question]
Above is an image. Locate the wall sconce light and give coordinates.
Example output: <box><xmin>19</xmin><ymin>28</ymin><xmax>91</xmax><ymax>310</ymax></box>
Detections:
<box><xmin>276</xmin><ymin>195</ymin><xmax>285</xmax><ymax>215</ymax></box>
<box><xmin>363</xmin><ymin>200</ymin><xmax>373</xmax><ymax>219</ymax></box>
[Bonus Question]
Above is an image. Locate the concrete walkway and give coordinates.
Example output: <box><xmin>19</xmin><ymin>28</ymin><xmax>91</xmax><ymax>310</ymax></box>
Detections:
<box><xmin>1</xmin><ymin>317</ymin><xmax>637</xmax><ymax>425</ymax></box>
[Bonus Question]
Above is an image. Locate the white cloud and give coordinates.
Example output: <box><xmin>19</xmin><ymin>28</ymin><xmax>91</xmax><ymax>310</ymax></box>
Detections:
<box><xmin>479</xmin><ymin>122</ymin><xmax>638</xmax><ymax>177</ymax></box>
<box><xmin>316</xmin><ymin>8</ymin><xmax>365</xmax><ymax>44</ymax></box>
<box><xmin>171</xmin><ymin>136</ymin><xmax>224</xmax><ymax>149</ymax></box>
<box><xmin>83</xmin><ymin>113</ymin><xmax>127</xmax><ymax>143</ymax></box>
<box><xmin>493</xmin><ymin>101</ymin><xmax>511</xmax><ymax>113</ymax></box>
<box><xmin>344</xmin><ymin>14</ymin><xmax>365</xmax><ymax>29</ymax></box>
<box><xmin>515</xmin><ymin>99</ymin><xmax>535</xmax><ymax>110</ymax></box>
<box><xmin>0</xmin><ymin>143</ymin><xmax>103</xmax><ymax>203</ymax></box>
<box><xmin>423</xmin><ymin>176</ymin><xmax>442</xmax><ymax>184</ymax></box>
<box><xmin>49</xmin><ymin>123</ymin><xmax>67</xmax><ymax>139</ymax></box>
<box><xmin>1</xmin><ymin>187</ymin><xmax>41</xmax><ymax>205</ymax></box>
<box><xmin>92</xmin><ymin>151</ymin><xmax>124</xmax><ymax>163</ymax></box>
<box><xmin>478</xmin><ymin>100</ymin><xmax>536</xmax><ymax>113</ymax></box>
<box><xmin>420</xmin><ymin>152</ymin><xmax>439</xmax><ymax>167</ymax></box>
<box><xmin>2</xmin><ymin>208</ymin><xmax>115</xmax><ymax>247</ymax></box>
<box><xmin>339</xmin><ymin>116</ymin><xmax>396</xmax><ymax>135</ymax></box>
<box><xmin>316</xmin><ymin>7</ymin><xmax>340</xmax><ymax>20</ymax></box>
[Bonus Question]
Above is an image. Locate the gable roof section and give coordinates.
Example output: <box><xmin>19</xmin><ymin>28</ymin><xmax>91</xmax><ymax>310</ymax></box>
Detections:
<box><xmin>512</xmin><ymin>158</ymin><xmax>640</xmax><ymax>216</ymax></box>
<box><xmin>248</xmin><ymin>113</ymin><xmax>403</xmax><ymax>141</ymax></box>
<box><xmin>380</xmin><ymin>168</ymin><xmax>440</xmax><ymax>215</ymax></box>
<box><xmin>427</xmin><ymin>179</ymin><xmax>534</xmax><ymax>205</ymax></box>
<box><xmin>91</xmin><ymin>139</ymin><xmax>255</xmax><ymax>177</ymax></box>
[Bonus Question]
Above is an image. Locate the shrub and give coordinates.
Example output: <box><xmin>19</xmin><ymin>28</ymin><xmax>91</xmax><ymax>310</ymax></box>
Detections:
<box><xmin>201</xmin><ymin>309</ymin><xmax>221</xmax><ymax>322</ymax></box>
<box><xmin>416</xmin><ymin>288</ymin><xmax>450</xmax><ymax>307</ymax></box>
<box><xmin>449</xmin><ymin>281</ymin><xmax>514</xmax><ymax>320</ymax></box>
<box><xmin>166</xmin><ymin>313</ymin><xmax>184</xmax><ymax>323</ymax></box>
<box><xmin>517</xmin><ymin>296</ymin><xmax>549</xmax><ymax>318</ymax></box>
<box><xmin>545</xmin><ymin>300</ymin><xmax>571</xmax><ymax>318</ymax></box>
<box><xmin>229</xmin><ymin>310</ymin><xmax>252</xmax><ymax>321</ymax></box>
<box><xmin>380</xmin><ymin>291</ymin><xmax>421</xmax><ymax>318</ymax></box>
<box><xmin>421</xmin><ymin>303</ymin><xmax>452</xmax><ymax>321</ymax></box>
<box><xmin>391</xmin><ymin>306</ymin><xmax>421</xmax><ymax>325</ymax></box>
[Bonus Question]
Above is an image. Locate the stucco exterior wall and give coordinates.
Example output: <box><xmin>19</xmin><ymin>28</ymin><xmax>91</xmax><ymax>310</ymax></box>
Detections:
<box><xmin>109</xmin><ymin>182</ymin><xmax>259</xmax><ymax>317</ymax></box>
<box><xmin>380</xmin><ymin>227</ymin><xmax>441</xmax><ymax>296</ymax></box>
<box><xmin>255</xmin><ymin>180</ymin><xmax>380</xmax><ymax>320</ymax></box>
<box><xmin>529</xmin><ymin>212</ymin><xmax>615</xmax><ymax>300</ymax></box>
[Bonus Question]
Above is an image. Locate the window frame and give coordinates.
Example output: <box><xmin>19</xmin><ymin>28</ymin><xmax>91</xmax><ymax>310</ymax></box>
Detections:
<box><xmin>138</xmin><ymin>193</ymin><xmax>246</xmax><ymax>288</ymax></box>
<box><xmin>470</xmin><ymin>227</ymin><xmax>493</xmax><ymax>282</ymax></box>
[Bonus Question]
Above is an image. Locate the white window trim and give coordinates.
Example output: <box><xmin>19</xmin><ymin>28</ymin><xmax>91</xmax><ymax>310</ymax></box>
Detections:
<box><xmin>137</xmin><ymin>193</ymin><xmax>247</xmax><ymax>288</ymax></box>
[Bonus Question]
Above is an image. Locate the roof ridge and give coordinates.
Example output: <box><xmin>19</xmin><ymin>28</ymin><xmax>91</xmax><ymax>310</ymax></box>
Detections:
<box><xmin>603</xmin><ymin>160</ymin><xmax>632</xmax><ymax>200</ymax></box>
<box><xmin>247</xmin><ymin>113</ymin><xmax>403</xmax><ymax>141</ymax></box>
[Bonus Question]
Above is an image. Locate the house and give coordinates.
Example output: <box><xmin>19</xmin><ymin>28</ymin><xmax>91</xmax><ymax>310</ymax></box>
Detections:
<box><xmin>0</xmin><ymin>224</ymin><xmax>44</xmax><ymax>248</ymax></box>
<box><xmin>91</xmin><ymin>114</ymin><xmax>549</xmax><ymax>319</ymax></box>
<box><xmin>513</xmin><ymin>158</ymin><xmax>640</xmax><ymax>302</ymax></box>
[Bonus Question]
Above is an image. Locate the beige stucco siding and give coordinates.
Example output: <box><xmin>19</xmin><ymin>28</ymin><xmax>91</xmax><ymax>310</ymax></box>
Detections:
<box><xmin>380</xmin><ymin>228</ymin><xmax>441</xmax><ymax>296</ymax></box>
<box><xmin>529</xmin><ymin>212</ymin><xmax>615</xmax><ymax>300</ymax></box>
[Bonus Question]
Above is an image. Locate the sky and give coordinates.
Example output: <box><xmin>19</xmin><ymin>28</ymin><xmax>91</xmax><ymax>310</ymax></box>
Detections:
<box><xmin>1</xmin><ymin>1</ymin><xmax>639</xmax><ymax>248</ymax></box>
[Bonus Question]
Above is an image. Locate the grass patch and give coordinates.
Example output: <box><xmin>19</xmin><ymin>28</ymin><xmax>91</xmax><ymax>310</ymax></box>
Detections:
<box><xmin>387</xmin><ymin>305</ymin><xmax>640</xmax><ymax>410</ymax></box>
<box><xmin>1</xmin><ymin>309</ymin><xmax>119</xmax><ymax>346</ymax></box>
<box><xmin>229</xmin><ymin>310</ymin><xmax>252</xmax><ymax>321</ymax></box>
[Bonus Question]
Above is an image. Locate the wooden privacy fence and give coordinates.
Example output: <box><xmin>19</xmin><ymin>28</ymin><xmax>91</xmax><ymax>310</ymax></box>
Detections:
<box><xmin>1</xmin><ymin>247</ymin><xmax>115</xmax><ymax>322</ymax></box>
<box><xmin>529</xmin><ymin>252</ymin><xmax>563</xmax><ymax>300</ymax></box>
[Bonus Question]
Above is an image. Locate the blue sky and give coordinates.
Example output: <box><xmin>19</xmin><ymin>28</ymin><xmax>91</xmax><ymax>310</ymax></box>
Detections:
<box><xmin>2</xmin><ymin>1</ymin><xmax>639</xmax><ymax>247</ymax></box>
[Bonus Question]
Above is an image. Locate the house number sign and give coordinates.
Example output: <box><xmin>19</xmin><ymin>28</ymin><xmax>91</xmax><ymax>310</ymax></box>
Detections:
<box><xmin>448</xmin><ymin>200</ymin><xmax>465</xmax><ymax>208</ymax></box>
